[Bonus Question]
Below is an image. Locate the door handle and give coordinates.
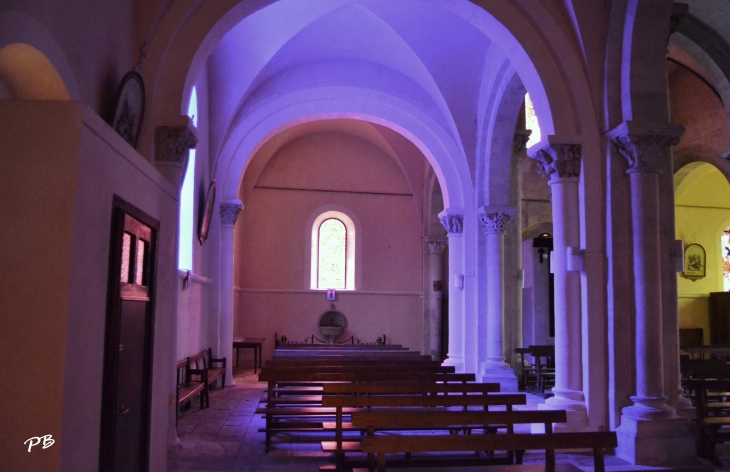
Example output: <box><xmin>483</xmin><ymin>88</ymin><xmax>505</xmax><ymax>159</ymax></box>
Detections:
<box><xmin>118</xmin><ymin>405</ymin><xmax>130</xmax><ymax>415</ymax></box>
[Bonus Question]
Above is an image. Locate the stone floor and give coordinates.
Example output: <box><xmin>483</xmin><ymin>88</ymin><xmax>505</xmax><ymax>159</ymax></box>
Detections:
<box><xmin>167</xmin><ymin>366</ymin><xmax>720</xmax><ymax>472</ymax></box>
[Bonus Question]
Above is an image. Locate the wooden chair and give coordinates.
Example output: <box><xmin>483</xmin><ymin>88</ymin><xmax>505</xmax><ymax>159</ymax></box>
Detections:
<box><xmin>529</xmin><ymin>345</ymin><xmax>555</xmax><ymax>397</ymax></box>
<box><xmin>514</xmin><ymin>347</ymin><xmax>536</xmax><ymax>391</ymax></box>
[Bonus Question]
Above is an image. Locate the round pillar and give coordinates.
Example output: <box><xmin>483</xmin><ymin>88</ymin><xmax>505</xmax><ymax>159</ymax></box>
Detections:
<box><xmin>439</xmin><ymin>211</ymin><xmax>465</xmax><ymax>373</ymax></box>
<box><xmin>219</xmin><ymin>199</ymin><xmax>243</xmax><ymax>387</ymax></box>
<box><xmin>478</xmin><ymin>208</ymin><xmax>519</xmax><ymax>392</ymax></box>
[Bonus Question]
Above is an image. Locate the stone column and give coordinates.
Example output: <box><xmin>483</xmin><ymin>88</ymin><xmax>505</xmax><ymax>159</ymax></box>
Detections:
<box><xmin>478</xmin><ymin>207</ymin><xmax>519</xmax><ymax>392</ymax></box>
<box><xmin>220</xmin><ymin>199</ymin><xmax>243</xmax><ymax>387</ymax></box>
<box><xmin>439</xmin><ymin>210</ymin><xmax>465</xmax><ymax>373</ymax></box>
<box><xmin>426</xmin><ymin>239</ymin><xmax>447</xmax><ymax>361</ymax></box>
<box><xmin>153</xmin><ymin>116</ymin><xmax>198</xmax><ymax>189</ymax></box>
<box><xmin>529</xmin><ymin>141</ymin><xmax>587</xmax><ymax>427</ymax></box>
<box><xmin>609</xmin><ymin>121</ymin><xmax>695</xmax><ymax>465</ymax></box>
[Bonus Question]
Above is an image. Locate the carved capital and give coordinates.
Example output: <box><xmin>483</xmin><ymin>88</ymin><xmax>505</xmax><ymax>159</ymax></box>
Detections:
<box><xmin>154</xmin><ymin>118</ymin><xmax>198</xmax><ymax>165</ymax></box>
<box><xmin>513</xmin><ymin>129</ymin><xmax>532</xmax><ymax>157</ymax></box>
<box><xmin>529</xmin><ymin>142</ymin><xmax>581</xmax><ymax>180</ymax></box>
<box><xmin>426</xmin><ymin>239</ymin><xmax>447</xmax><ymax>255</ymax></box>
<box><xmin>220</xmin><ymin>200</ymin><xmax>243</xmax><ymax>227</ymax></box>
<box><xmin>438</xmin><ymin>212</ymin><xmax>463</xmax><ymax>235</ymax></box>
<box><xmin>608</xmin><ymin>121</ymin><xmax>684</xmax><ymax>174</ymax></box>
<box><xmin>478</xmin><ymin>206</ymin><xmax>516</xmax><ymax>234</ymax></box>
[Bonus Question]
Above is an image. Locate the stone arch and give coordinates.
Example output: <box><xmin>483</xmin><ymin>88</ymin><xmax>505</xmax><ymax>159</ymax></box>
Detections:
<box><xmin>0</xmin><ymin>11</ymin><xmax>78</xmax><ymax>100</ymax></box>
<box><xmin>523</xmin><ymin>222</ymin><xmax>554</xmax><ymax>241</ymax></box>
<box><xmin>139</xmin><ymin>0</ymin><xmax>598</xmax><ymax>163</ymax></box>
<box><xmin>670</xmin><ymin>14</ymin><xmax>730</xmax><ymax>128</ymax></box>
<box><xmin>481</xmin><ymin>70</ymin><xmax>527</xmax><ymax>207</ymax></box>
<box><xmin>618</xmin><ymin>0</ymin><xmax>675</xmax><ymax>123</ymax></box>
<box><xmin>674</xmin><ymin>152</ymin><xmax>730</xmax><ymax>191</ymax></box>
<box><xmin>217</xmin><ymin>87</ymin><xmax>471</xmax><ymax>210</ymax></box>
<box><xmin>0</xmin><ymin>44</ymin><xmax>69</xmax><ymax>99</ymax></box>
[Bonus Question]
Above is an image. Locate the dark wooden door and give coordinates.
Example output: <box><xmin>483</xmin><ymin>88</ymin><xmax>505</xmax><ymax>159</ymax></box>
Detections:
<box><xmin>100</xmin><ymin>200</ymin><xmax>157</xmax><ymax>471</ymax></box>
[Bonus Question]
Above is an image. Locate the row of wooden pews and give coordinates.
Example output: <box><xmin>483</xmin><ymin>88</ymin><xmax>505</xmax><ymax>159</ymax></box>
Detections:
<box><xmin>681</xmin><ymin>358</ymin><xmax>730</xmax><ymax>466</ymax></box>
<box><xmin>256</xmin><ymin>344</ymin><xmax>616</xmax><ymax>471</ymax></box>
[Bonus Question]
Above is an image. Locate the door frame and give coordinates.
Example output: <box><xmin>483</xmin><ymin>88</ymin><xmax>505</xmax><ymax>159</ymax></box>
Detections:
<box><xmin>99</xmin><ymin>196</ymin><xmax>159</xmax><ymax>471</ymax></box>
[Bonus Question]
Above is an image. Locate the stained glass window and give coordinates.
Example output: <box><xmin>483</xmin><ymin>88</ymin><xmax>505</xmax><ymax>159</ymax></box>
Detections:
<box><xmin>720</xmin><ymin>228</ymin><xmax>730</xmax><ymax>292</ymax></box>
<box><xmin>318</xmin><ymin>219</ymin><xmax>346</xmax><ymax>289</ymax></box>
<box><xmin>525</xmin><ymin>93</ymin><xmax>541</xmax><ymax>148</ymax></box>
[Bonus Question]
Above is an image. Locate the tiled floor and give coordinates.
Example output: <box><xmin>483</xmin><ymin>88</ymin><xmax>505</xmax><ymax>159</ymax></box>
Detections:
<box><xmin>167</xmin><ymin>367</ymin><xmax>713</xmax><ymax>472</ymax></box>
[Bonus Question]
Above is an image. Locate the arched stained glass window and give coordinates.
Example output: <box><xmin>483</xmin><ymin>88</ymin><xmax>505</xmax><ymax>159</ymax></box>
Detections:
<box><xmin>722</xmin><ymin>228</ymin><xmax>730</xmax><ymax>291</ymax></box>
<box><xmin>318</xmin><ymin>218</ymin><xmax>346</xmax><ymax>289</ymax></box>
<box><xmin>525</xmin><ymin>93</ymin><xmax>541</xmax><ymax>149</ymax></box>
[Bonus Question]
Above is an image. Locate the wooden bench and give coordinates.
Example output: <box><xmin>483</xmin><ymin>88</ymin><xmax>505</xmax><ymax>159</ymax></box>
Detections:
<box><xmin>175</xmin><ymin>358</ymin><xmax>207</xmax><ymax>420</ymax></box>
<box><xmin>684</xmin><ymin>378</ymin><xmax>730</xmax><ymax>466</ymax></box>
<box><xmin>276</xmin><ymin>344</ymin><xmax>406</xmax><ymax>350</ymax></box>
<box><xmin>257</xmin><ymin>371</ymin><xmax>475</xmax><ymax>452</ymax></box>
<box><xmin>320</xmin><ymin>386</ymin><xmax>521</xmax><ymax>470</ymax></box>
<box><xmin>356</xmin><ymin>428</ymin><xmax>617</xmax><ymax>472</ymax></box>
<box><xmin>262</xmin><ymin>364</ymin><xmax>455</xmax><ymax>374</ymax></box>
<box><xmin>351</xmin><ymin>409</ymin><xmax>580</xmax><ymax>471</ymax></box>
<box><xmin>265</xmin><ymin>358</ymin><xmax>439</xmax><ymax>367</ymax></box>
<box><xmin>188</xmin><ymin>348</ymin><xmax>227</xmax><ymax>395</ymax></box>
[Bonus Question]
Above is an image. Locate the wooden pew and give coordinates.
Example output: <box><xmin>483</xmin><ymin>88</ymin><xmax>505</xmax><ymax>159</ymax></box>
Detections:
<box><xmin>262</xmin><ymin>364</ymin><xmax>455</xmax><ymax>374</ymax></box>
<box><xmin>266</xmin><ymin>358</ymin><xmax>438</xmax><ymax>367</ymax></box>
<box><xmin>175</xmin><ymin>359</ymin><xmax>207</xmax><ymax>422</ymax></box>
<box><xmin>356</xmin><ymin>428</ymin><xmax>617</xmax><ymax>472</ymax></box>
<box><xmin>684</xmin><ymin>378</ymin><xmax>730</xmax><ymax>466</ymax></box>
<box><xmin>256</xmin><ymin>371</ymin><xmax>475</xmax><ymax>452</ymax></box>
<box><xmin>320</xmin><ymin>386</ymin><xmax>521</xmax><ymax>470</ymax></box>
<box><xmin>273</xmin><ymin>350</ymin><xmax>426</xmax><ymax>358</ymax></box>
<box><xmin>351</xmin><ymin>409</ymin><xmax>574</xmax><ymax>470</ymax></box>
<box><xmin>271</xmin><ymin>351</ymin><xmax>431</xmax><ymax>362</ymax></box>
<box><xmin>276</xmin><ymin>344</ymin><xmax>406</xmax><ymax>350</ymax></box>
<box><xmin>188</xmin><ymin>348</ymin><xmax>227</xmax><ymax>393</ymax></box>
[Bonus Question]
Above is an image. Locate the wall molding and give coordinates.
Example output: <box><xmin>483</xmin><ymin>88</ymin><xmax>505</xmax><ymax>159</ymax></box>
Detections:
<box><xmin>678</xmin><ymin>293</ymin><xmax>711</xmax><ymax>298</ymax></box>
<box><xmin>234</xmin><ymin>287</ymin><xmax>422</xmax><ymax>297</ymax></box>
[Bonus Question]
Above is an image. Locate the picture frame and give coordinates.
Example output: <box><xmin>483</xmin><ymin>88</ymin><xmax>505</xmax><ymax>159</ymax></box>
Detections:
<box><xmin>326</xmin><ymin>289</ymin><xmax>336</xmax><ymax>301</ymax></box>
<box><xmin>683</xmin><ymin>243</ymin><xmax>706</xmax><ymax>281</ymax></box>
<box><xmin>110</xmin><ymin>70</ymin><xmax>145</xmax><ymax>148</ymax></box>
<box><xmin>198</xmin><ymin>177</ymin><xmax>216</xmax><ymax>245</ymax></box>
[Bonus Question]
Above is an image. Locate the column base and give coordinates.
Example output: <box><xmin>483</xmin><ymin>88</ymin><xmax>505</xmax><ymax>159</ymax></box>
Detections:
<box><xmin>616</xmin><ymin>415</ymin><xmax>696</xmax><ymax>466</ymax></box>
<box><xmin>442</xmin><ymin>355</ymin><xmax>465</xmax><ymax>373</ymax></box>
<box><xmin>531</xmin><ymin>389</ymin><xmax>588</xmax><ymax>433</ymax></box>
<box><xmin>225</xmin><ymin>365</ymin><xmax>236</xmax><ymax>387</ymax></box>
<box><xmin>480</xmin><ymin>365</ymin><xmax>519</xmax><ymax>392</ymax></box>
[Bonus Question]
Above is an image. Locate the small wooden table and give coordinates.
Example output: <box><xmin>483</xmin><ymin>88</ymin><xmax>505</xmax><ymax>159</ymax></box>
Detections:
<box><xmin>233</xmin><ymin>337</ymin><xmax>265</xmax><ymax>373</ymax></box>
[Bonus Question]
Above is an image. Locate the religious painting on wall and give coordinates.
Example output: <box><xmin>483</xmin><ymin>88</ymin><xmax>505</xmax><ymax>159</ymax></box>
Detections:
<box><xmin>110</xmin><ymin>70</ymin><xmax>145</xmax><ymax>148</ymax></box>
<box><xmin>683</xmin><ymin>243</ymin><xmax>706</xmax><ymax>281</ymax></box>
<box><xmin>198</xmin><ymin>177</ymin><xmax>216</xmax><ymax>245</ymax></box>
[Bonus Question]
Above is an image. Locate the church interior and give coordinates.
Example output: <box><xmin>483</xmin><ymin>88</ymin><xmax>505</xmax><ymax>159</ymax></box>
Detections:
<box><xmin>4</xmin><ymin>0</ymin><xmax>730</xmax><ymax>470</ymax></box>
